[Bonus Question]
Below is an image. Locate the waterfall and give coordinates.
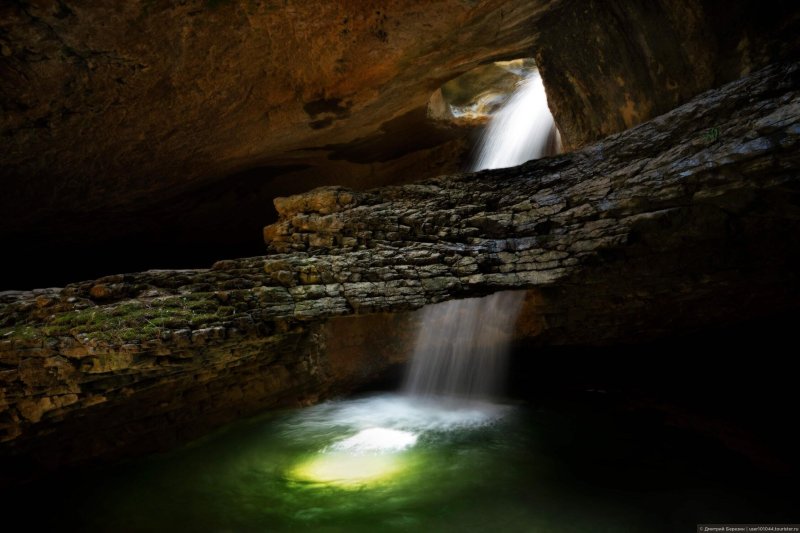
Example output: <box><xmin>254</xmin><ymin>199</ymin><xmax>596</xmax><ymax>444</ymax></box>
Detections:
<box><xmin>472</xmin><ymin>69</ymin><xmax>560</xmax><ymax>171</ymax></box>
<box><xmin>404</xmin><ymin>68</ymin><xmax>558</xmax><ymax>400</ymax></box>
<box><xmin>404</xmin><ymin>291</ymin><xmax>526</xmax><ymax>399</ymax></box>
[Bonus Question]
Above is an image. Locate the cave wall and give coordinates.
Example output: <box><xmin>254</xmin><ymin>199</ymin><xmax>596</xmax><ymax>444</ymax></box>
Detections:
<box><xmin>536</xmin><ymin>0</ymin><xmax>800</xmax><ymax>148</ymax></box>
<box><xmin>2</xmin><ymin>0</ymin><xmax>798</xmax><ymax>290</ymax></box>
<box><xmin>2</xmin><ymin>0</ymin><xmax>548</xmax><ymax>212</ymax></box>
<box><xmin>0</xmin><ymin>0</ymin><xmax>552</xmax><ymax>289</ymax></box>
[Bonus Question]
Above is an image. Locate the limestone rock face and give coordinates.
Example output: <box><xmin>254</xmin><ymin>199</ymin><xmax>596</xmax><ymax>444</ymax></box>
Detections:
<box><xmin>0</xmin><ymin>0</ymin><xmax>551</xmax><ymax>283</ymax></box>
<box><xmin>429</xmin><ymin>59</ymin><xmax>536</xmax><ymax>124</ymax></box>
<box><xmin>1</xmin><ymin>62</ymin><xmax>798</xmax><ymax>475</ymax></box>
<box><xmin>1</xmin><ymin>0</ymin><xmax>797</xmax><ymax>290</ymax></box>
<box><xmin>535</xmin><ymin>0</ymin><xmax>800</xmax><ymax>148</ymax></box>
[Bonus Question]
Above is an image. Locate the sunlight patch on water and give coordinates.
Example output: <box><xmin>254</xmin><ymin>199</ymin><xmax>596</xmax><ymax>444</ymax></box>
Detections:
<box><xmin>291</xmin><ymin>452</ymin><xmax>409</xmax><ymax>488</ymax></box>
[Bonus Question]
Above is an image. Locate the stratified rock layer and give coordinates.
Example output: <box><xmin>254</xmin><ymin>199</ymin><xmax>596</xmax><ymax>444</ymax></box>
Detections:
<box><xmin>1</xmin><ymin>61</ymin><xmax>799</xmax><ymax>475</ymax></box>
<box><xmin>536</xmin><ymin>0</ymin><xmax>800</xmax><ymax>148</ymax></box>
<box><xmin>2</xmin><ymin>0</ymin><xmax>797</xmax><ymax>290</ymax></box>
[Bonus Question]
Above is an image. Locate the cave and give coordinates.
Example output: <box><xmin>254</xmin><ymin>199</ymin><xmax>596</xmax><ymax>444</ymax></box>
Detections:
<box><xmin>1</xmin><ymin>0</ymin><xmax>800</xmax><ymax>530</ymax></box>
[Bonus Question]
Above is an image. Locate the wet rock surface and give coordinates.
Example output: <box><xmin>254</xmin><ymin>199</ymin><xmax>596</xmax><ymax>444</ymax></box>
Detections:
<box><xmin>1</xmin><ymin>61</ymin><xmax>799</xmax><ymax>475</ymax></box>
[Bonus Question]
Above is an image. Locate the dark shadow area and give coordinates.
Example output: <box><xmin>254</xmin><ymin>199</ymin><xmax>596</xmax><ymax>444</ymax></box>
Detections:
<box><xmin>509</xmin><ymin>310</ymin><xmax>800</xmax><ymax>477</ymax></box>
<box><xmin>325</xmin><ymin>106</ymin><xmax>473</xmax><ymax>164</ymax></box>
<box><xmin>0</xmin><ymin>165</ymin><xmax>309</xmax><ymax>290</ymax></box>
<box><xmin>1</xmin><ymin>117</ymin><xmax>476</xmax><ymax>292</ymax></box>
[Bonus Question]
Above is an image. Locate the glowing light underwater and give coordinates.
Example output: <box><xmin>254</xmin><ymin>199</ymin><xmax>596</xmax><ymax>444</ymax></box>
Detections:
<box><xmin>290</xmin><ymin>428</ymin><xmax>418</xmax><ymax>487</ymax></box>
<box><xmin>291</xmin><ymin>452</ymin><xmax>410</xmax><ymax>487</ymax></box>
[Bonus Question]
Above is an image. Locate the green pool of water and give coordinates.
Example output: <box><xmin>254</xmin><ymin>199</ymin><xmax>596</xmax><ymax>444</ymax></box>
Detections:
<box><xmin>7</xmin><ymin>393</ymin><xmax>796</xmax><ymax>532</ymax></box>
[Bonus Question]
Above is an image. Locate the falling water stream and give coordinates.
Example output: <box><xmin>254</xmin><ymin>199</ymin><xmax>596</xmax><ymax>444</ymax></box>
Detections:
<box><xmin>405</xmin><ymin>68</ymin><xmax>558</xmax><ymax>401</ymax></box>
<box><xmin>471</xmin><ymin>69</ymin><xmax>560</xmax><ymax>171</ymax></box>
<box><xmin>5</xmin><ymin>69</ymin><xmax>786</xmax><ymax>532</ymax></box>
<box><xmin>403</xmin><ymin>291</ymin><xmax>525</xmax><ymax>399</ymax></box>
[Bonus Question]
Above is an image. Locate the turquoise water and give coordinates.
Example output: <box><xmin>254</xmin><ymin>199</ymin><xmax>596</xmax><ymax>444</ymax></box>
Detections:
<box><xmin>7</xmin><ymin>393</ymin><xmax>795</xmax><ymax>532</ymax></box>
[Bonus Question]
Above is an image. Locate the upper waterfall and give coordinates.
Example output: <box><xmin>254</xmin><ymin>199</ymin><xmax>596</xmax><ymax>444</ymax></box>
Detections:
<box><xmin>472</xmin><ymin>69</ymin><xmax>560</xmax><ymax>171</ymax></box>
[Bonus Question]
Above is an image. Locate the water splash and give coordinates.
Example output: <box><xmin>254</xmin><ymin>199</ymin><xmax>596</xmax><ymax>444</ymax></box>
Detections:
<box><xmin>472</xmin><ymin>69</ymin><xmax>560</xmax><ymax>171</ymax></box>
<box><xmin>405</xmin><ymin>68</ymin><xmax>558</xmax><ymax>401</ymax></box>
<box><xmin>285</xmin><ymin>393</ymin><xmax>511</xmax><ymax>487</ymax></box>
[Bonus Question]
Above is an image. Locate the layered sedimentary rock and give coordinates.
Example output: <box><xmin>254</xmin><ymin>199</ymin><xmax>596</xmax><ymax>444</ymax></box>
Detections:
<box><xmin>536</xmin><ymin>0</ymin><xmax>800</xmax><ymax>148</ymax></box>
<box><xmin>1</xmin><ymin>61</ymin><xmax>798</xmax><ymax>474</ymax></box>
<box><xmin>2</xmin><ymin>0</ymin><xmax>797</xmax><ymax>289</ymax></box>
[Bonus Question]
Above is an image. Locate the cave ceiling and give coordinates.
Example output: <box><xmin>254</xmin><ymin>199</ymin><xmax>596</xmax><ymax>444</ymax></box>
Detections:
<box><xmin>0</xmin><ymin>0</ymin><xmax>797</xmax><ymax>289</ymax></box>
